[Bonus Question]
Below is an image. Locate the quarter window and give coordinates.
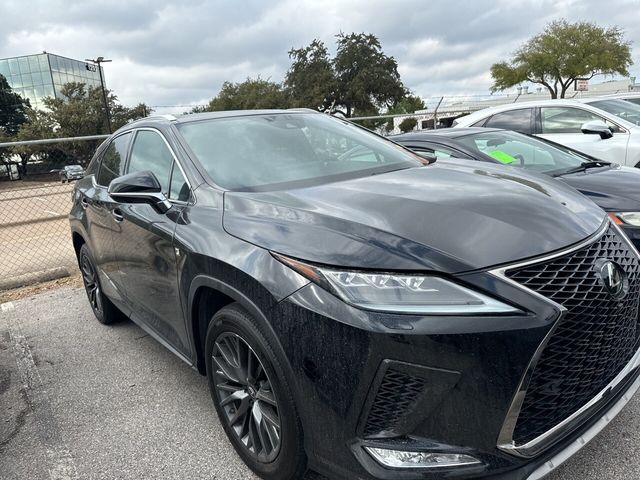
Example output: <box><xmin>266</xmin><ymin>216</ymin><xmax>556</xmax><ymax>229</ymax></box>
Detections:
<box><xmin>96</xmin><ymin>133</ymin><xmax>131</xmax><ymax>186</ymax></box>
<box><xmin>541</xmin><ymin>107</ymin><xmax>620</xmax><ymax>134</ymax></box>
<box><xmin>170</xmin><ymin>164</ymin><xmax>190</xmax><ymax>202</ymax></box>
<box><xmin>484</xmin><ymin>109</ymin><xmax>533</xmax><ymax>134</ymax></box>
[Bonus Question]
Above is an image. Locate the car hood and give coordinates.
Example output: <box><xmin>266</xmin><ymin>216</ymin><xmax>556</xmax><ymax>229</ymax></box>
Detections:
<box><xmin>223</xmin><ymin>161</ymin><xmax>605</xmax><ymax>273</ymax></box>
<box><xmin>558</xmin><ymin>165</ymin><xmax>640</xmax><ymax>211</ymax></box>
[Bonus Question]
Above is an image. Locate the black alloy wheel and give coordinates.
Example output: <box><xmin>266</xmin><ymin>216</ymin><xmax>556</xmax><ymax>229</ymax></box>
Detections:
<box><xmin>78</xmin><ymin>244</ymin><xmax>121</xmax><ymax>325</ymax></box>
<box><xmin>205</xmin><ymin>304</ymin><xmax>306</xmax><ymax>480</ymax></box>
<box><xmin>213</xmin><ymin>332</ymin><xmax>282</xmax><ymax>462</ymax></box>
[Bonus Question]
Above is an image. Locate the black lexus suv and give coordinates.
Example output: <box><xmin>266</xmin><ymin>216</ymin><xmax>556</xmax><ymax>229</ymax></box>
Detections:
<box><xmin>69</xmin><ymin>110</ymin><xmax>640</xmax><ymax>480</ymax></box>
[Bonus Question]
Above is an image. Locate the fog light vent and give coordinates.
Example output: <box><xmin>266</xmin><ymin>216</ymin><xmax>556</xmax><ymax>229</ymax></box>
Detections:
<box><xmin>365</xmin><ymin>447</ymin><xmax>481</xmax><ymax>469</ymax></box>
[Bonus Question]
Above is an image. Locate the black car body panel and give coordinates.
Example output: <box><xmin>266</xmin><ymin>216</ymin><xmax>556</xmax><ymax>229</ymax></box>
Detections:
<box><xmin>393</xmin><ymin>128</ymin><xmax>640</xmax><ymax>249</ymax></box>
<box><xmin>69</xmin><ymin>113</ymin><xmax>640</xmax><ymax>480</ymax></box>
<box><xmin>224</xmin><ymin>163</ymin><xmax>603</xmax><ymax>273</ymax></box>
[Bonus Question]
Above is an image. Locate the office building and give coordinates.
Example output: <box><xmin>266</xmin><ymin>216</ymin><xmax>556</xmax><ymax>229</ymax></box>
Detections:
<box><xmin>0</xmin><ymin>52</ymin><xmax>104</xmax><ymax>109</ymax></box>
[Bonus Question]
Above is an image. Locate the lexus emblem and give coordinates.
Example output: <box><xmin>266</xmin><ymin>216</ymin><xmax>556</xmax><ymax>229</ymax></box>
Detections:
<box><xmin>596</xmin><ymin>260</ymin><xmax>629</xmax><ymax>299</ymax></box>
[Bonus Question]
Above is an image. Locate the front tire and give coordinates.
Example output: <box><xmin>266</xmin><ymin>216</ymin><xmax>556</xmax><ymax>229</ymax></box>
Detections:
<box><xmin>78</xmin><ymin>244</ymin><xmax>122</xmax><ymax>325</ymax></box>
<box><xmin>205</xmin><ymin>303</ymin><xmax>306</xmax><ymax>480</ymax></box>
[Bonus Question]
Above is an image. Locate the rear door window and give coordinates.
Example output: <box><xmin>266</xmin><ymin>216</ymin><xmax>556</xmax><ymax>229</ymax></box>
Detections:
<box><xmin>484</xmin><ymin>109</ymin><xmax>533</xmax><ymax>134</ymax></box>
<box><xmin>541</xmin><ymin>107</ymin><xmax>620</xmax><ymax>133</ymax></box>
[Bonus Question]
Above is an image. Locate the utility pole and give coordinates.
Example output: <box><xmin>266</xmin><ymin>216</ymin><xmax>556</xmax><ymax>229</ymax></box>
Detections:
<box><xmin>85</xmin><ymin>57</ymin><xmax>112</xmax><ymax>133</ymax></box>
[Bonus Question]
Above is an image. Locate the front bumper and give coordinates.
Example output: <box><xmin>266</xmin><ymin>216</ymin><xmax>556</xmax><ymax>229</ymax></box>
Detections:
<box><xmin>267</xmin><ymin>223</ymin><xmax>640</xmax><ymax>479</ymax></box>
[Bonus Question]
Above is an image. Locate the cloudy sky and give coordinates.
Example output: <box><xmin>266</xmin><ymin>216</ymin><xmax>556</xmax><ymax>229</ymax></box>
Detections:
<box><xmin>2</xmin><ymin>0</ymin><xmax>639</xmax><ymax>113</ymax></box>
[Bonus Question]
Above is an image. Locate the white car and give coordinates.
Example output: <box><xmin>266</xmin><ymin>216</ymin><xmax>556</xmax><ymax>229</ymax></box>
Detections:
<box><xmin>453</xmin><ymin>98</ymin><xmax>640</xmax><ymax>167</ymax></box>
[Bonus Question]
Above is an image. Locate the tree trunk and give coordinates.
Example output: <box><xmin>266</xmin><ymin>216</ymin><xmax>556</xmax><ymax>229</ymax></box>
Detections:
<box><xmin>20</xmin><ymin>155</ymin><xmax>29</xmax><ymax>176</ymax></box>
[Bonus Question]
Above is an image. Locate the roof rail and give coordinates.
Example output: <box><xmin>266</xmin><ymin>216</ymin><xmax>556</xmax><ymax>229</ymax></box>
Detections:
<box><xmin>145</xmin><ymin>114</ymin><xmax>178</xmax><ymax>121</ymax></box>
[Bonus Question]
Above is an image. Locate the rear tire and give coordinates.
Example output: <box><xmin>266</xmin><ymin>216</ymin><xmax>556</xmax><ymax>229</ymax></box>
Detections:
<box><xmin>205</xmin><ymin>303</ymin><xmax>306</xmax><ymax>480</ymax></box>
<box><xmin>79</xmin><ymin>244</ymin><xmax>122</xmax><ymax>325</ymax></box>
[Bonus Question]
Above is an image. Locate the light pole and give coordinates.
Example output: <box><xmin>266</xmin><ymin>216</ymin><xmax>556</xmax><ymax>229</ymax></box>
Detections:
<box><xmin>85</xmin><ymin>56</ymin><xmax>112</xmax><ymax>133</ymax></box>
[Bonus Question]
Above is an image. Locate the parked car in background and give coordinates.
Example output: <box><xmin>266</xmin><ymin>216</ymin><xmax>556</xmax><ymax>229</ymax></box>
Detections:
<box><xmin>453</xmin><ymin>99</ymin><xmax>640</xmax><ymax>167</ymax></box>
<box><xmin>580</xmin><ymin>97</ymin><xmax>640</xmax><ymax>125</ymax></box>
<box><xmin>60</xmin><ymin>164</ymin><xmax>85</xmax><ymax>182</ymax></box>
<box><xmin>593</xmin><ymin>92</ymin><xmax>640</xmax><ymax>106</ymax></box>
<box><xmin>394</xmin><ymin>127</ymin><xmax>640</xmax><ymax>249</ymax></box>
<box><xmin>70</xmin><ymin>110</ymin><xmax>640</xmax><ymax>480</ymax></box>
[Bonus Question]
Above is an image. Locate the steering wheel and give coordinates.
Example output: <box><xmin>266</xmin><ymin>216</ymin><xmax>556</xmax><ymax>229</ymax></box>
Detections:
<box><xmin>513</xmin><ymin>154</ymin><xmax>525</xmax><ymax>165</ymax></box>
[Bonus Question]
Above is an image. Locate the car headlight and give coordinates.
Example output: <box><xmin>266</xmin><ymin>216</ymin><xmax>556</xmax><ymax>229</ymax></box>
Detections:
<box><xmin>609</xmin><ymin>212</ymin><xmax>640</xmax><ymax>227</ymax></box>
<box><xmin>274</xmin><ymin>254</ymin><xmax>519</xmax><ymax>315</ymax></box>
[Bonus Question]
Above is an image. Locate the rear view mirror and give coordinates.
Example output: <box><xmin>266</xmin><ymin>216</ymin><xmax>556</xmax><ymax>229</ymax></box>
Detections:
<box><xmin>581</xmin><ymin>121</ymin><xmax>613</xmax><ymax>139</ymax></box>
<box><xmin>108</xmin><ymin>170</ymin><xmax>171</xmax><ymax>214</ymax></box>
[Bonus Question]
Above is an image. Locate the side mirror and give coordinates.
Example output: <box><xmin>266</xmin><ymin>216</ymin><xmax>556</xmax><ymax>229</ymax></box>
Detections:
<box><xmin>414</xmin><ymin>151</ymin><xmax>438</xmax><ymax>163</ymax></box>
<box><xmin>581</xmin><ymin>121</ymin><xmax>613</xmax><ymax>139</ymax></box>
<box><xmin>108</xmin><ymin>170</ymin><xmax>171</xmax><ymax>214</ymax></box>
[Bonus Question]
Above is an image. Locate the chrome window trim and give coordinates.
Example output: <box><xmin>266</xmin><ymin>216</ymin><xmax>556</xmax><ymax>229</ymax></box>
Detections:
<box><xmin>490</xmin><ymin>218</ymin><xmax>640</xmax><ymax>458</ymax></box>
<box><xmin>128</xmin><ymin>127</ymin><xmax>195</xmax><ymax>205</ymax></box>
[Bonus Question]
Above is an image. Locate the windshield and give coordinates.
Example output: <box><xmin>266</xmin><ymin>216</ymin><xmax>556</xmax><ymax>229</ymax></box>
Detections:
<box><xmin>177</xmin><ymin>113</ymin><xmax>421</xmax><ymax>190</ymax></box>
<box><xmin>589</xmin><ymin>99</ymin><xmax>640</xmax><ymax>125</ymax></box>
<box><xmin>455</xmin><ymin>130</ymin><xmax>595</xmax><ymax>174</ymax></box>
<box><xmin>66</xmin><ymin>165</ymin><xmax>83</xmax><ymax>171</ymax></box>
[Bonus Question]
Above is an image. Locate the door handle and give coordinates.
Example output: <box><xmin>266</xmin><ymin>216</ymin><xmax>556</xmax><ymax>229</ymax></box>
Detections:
<box><xmin>112</xmin><ymin>208</ymin><xmax>124</xmax><ymax>222</ymax></box>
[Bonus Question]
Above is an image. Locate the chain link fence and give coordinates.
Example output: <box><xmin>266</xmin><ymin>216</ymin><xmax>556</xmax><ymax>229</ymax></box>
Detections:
<box><xmin>0</xmin><ymin>135</ymin><xmax>108</xmax><ymax>290</ymax></box>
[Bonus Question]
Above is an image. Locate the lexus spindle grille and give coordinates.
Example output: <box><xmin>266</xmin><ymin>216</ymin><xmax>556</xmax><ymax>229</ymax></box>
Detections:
<box><xmin>506</xmin><ymin>225</ymin><xmax>640</xmax><ymax>445</ymax></box>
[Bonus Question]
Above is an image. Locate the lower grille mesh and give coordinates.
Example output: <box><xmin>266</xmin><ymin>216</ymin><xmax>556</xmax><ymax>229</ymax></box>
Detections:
<box><xmin>506</xmin><ymin>225</ymin><xmax>640</xmax><ymax>445</ymax></box>
<box><xmin>363</xmin><ymin>368</ymin><xmax>426</xmax><ymax>436</ymax></box>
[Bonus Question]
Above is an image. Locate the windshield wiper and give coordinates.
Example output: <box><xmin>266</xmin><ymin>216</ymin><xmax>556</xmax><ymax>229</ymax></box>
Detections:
<box><xmin>553</xmin><ymin>160</ymin><xmax>611</xmax><ymax>176</ymax></box>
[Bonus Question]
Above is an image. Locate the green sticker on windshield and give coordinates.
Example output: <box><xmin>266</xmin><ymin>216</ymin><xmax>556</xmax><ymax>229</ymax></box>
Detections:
<box><xmin>488</xmin><ymin>150</ymin><xmax>516</xmax><ymax>164</ymax></box>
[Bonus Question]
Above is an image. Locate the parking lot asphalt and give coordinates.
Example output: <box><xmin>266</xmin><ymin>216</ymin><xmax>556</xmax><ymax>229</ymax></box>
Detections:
<box><xmin>1</xmin><ymin>287</ymin><xmax>639</xmax><ymax>480</ymax></box>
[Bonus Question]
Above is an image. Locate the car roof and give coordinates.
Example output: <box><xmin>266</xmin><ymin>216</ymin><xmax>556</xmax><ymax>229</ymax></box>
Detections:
<box><xmin>392</xmin><ymin>127</ymin><xmax>504</xmax><ymax>141</ymax></box>
<box><xmin>120</xmin><ymin>109</ymin><xmax>321</xmax><ymax>131</ymax></box>
<box><xmin>455</xmin><ymin>97</ymin><xmax>640</xmax><ymax>129</ymax></box>
<box><xmin>456</xmin><ymin>98</ymin><xmax>589</xmax><ymax>125</ymax></box>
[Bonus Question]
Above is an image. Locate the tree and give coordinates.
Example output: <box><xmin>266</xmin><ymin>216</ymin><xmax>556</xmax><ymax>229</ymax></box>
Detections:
<box><xmin>385</xmin><ymin>93</ymin><xmax>425</xmax><ymax>132</ymax></box>
<box><xmin>398</xmin><ymin>117</ymin><xmax>418</xmax><ymax>133</ymax></box>
<box><xmin>491</xmin><ymin>20</ymin><xmax>633</xmax><ymax>99</ymax></box>
<box><xmin>333</xmin><ymin>32</ymin><xmax>405</xmax><ymax>117</ymax></box>
<box><xmin>111</xmin><ymin>102</ymin><xmax>153</xmax><ymax>130</ymax></box>
<box><xmin>285</xmin><ymin>39</ymin><xmax>337</xmax><ymax>110</ymax></box>
<box><xmin>205</xmin><ymin>78</ymin><xmax>289</xmax><ymax>111</ymax></box>
<box><xmin>0</xmin><ymin>74</ymin><xmax>30</xmax><ymax>137</ymax></box>
<box><xmin>43</xmin><ymin>82</ymin><xmax>149</xmax><ymax>164</ymax></box>
<box><xmin>12</xmin><ymin>108</ymin><xmax>57</xmax><ymax>175</ymax></box>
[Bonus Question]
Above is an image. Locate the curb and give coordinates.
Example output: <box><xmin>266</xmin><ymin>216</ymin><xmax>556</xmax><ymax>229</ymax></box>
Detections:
<box><xmin>0</xmin><ymin>266</ymin><xmax>77</xmax><ymax>291</ymax></box>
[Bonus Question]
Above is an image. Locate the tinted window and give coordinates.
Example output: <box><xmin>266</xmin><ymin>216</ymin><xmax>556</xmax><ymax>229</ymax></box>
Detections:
<box><xmin>541</xmin><ymin>107</ymin><xmax>620</xmax><ymax>134</ymax></box>
<box><xmin>484</xmin><ymin>109</ymin><xmax>533</xmax><ymax>134</ymax></box>
<box><xmin>128</xmin><ymin>130</ymin><xmax>174</xmax><ymax>194</ymax></box>
<box><xmin>177</xmin><ymin>113</ymin><xmax>421</xmax><ymax>190</ymax></box>
<box><xmin>96</xmin><ymin>133</ymin><xmax>131</xmax><ymax>186</ymax></box>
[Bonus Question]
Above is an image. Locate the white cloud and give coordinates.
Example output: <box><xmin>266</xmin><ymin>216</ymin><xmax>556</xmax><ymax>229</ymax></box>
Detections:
<box><xmin>1</xmin><ymin>0</ymin><xmax>639</xmax><ymax>109</ymax></box>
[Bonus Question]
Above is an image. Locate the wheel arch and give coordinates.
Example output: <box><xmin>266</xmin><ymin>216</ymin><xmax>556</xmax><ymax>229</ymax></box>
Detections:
<box><xmin>71</xmin><ymin>229</ymin><xmax>87</xmax><ymax>259</ymax></box>
<box><xmin>188</xmin><ymin>275</ymin><xmax>282</xmax><ymax>376</ymax></box>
